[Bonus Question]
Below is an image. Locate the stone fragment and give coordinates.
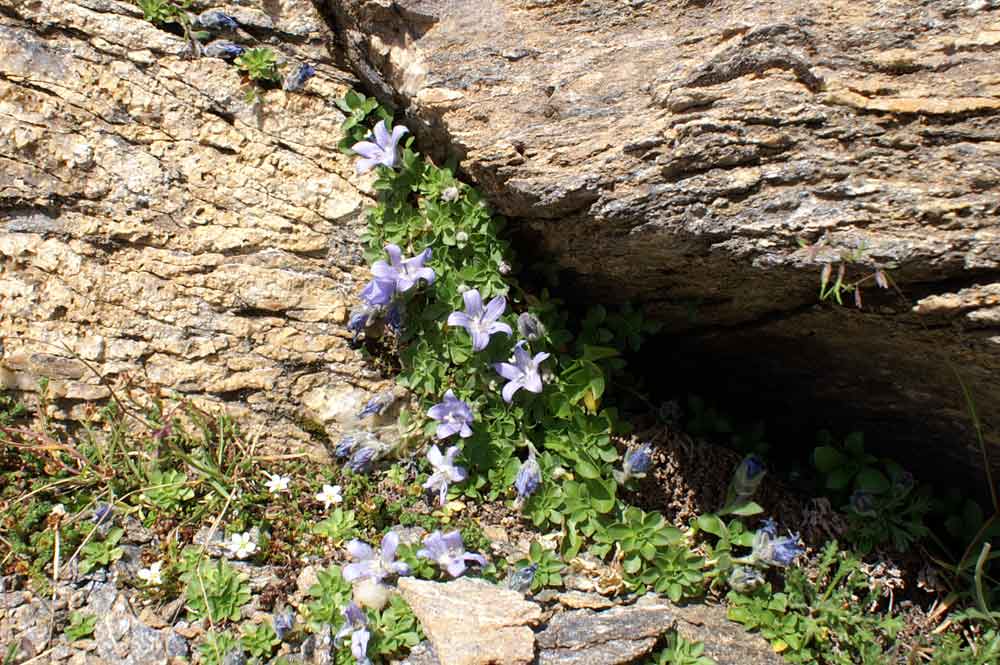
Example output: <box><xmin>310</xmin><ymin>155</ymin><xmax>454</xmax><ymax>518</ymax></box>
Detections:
<box><xmin>398</xmin><ymin>577</ymin><xmax>541</xmax><ymax>665</ymax></box>
<box><xmin>557</xmin><ymin>591</ymin><xmax>615</xmax><ymax>610</ymax></box>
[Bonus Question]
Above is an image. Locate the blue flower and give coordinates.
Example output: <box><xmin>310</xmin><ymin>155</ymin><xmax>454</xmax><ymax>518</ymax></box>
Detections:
<box><xmin>194</xmin><ymin>10</ymin><xmax>238</xmax><ymax>32</ymax></box>
<box><xmin>351</xmin><ymin>120</ymin><xmax>408</xmax><ymax>174</ymax></box>
<box><xmin>751</xmin><ymin>521</ymin><xmax>803</xmax><ymax>568</ymax></box>
<box><xmin>283</xmin><ymin>63</ymin><xmax>315</xmax><ymax>92</ymax></box>
<box><xmin>422</xmin><ymin>445</ymin><xmax>467</xmax><ymax>506</ymax></box>
<box><xmin>493</xmin><ymin>341</ymin><xmax>550</xmax><ymax>403</ymax></box>
<box><xmin>358</xmin><ymin>391</ymin><xmax>397</xmax><ymax>419</ymax></box>
<box><xmin>514</xmin><ymin>451</ymin><xmax>541</xmax><ymax>506</ymax></box>
<box><xmin>203</xmin><ymin>40</ymin><xmax>245</xmax><ymax>60</ymax></box>
<box><xmin>613</xmin><ymin>442</ymin><xmax>653</xmax><ymax>484</ymax></box>
<box><xmin>427</xmin><ymin>390</ymin><xmax>474</xmax><ymax>440</ymax></box>
<box><xmin>347</xmin><ymin>446</ymin><xmax>377</xmax><ymax>473</ymax></box>
<box><xmin>360</xmin><ymin>277</ymin><xmax>395</xmax><ymax>307</ymax></box>
<box><xmin>417</xmin><ymin>530</ymin><xmax>486</xmax><ymax>578</ymax></box>
<box><xmin>91</xmin><ymin>504</ymin><xmax>112</xmax><ymax>524</ymax></box>
<box><xmin>343</xmin><ymin>532</ymin><xmax>411</xmax><ymax>583</ymax></box>
<box><xmin>333</xmin><ymin>602</ymin><xmax>371</xmax><ymax>665</ymax></box>
<box><xmin>371</xmin><ymin>244</ymin><xmax>435</xmax><ymax>294</ymax></box>
<box><xmin>446</xmin><ymin>289</ymin><xmax>512</xmax><ymax>352</ymax></box>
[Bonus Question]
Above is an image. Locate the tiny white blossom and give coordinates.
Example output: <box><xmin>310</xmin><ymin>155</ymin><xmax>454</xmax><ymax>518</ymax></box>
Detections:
<box><xmin>137</xmin><ymin>561</ymin><xmax>163</xmax><ymax>586</ymax></box>
<box><xmin>264</xmin><ymin>472</ymin><xmax>291</xmax><ymax>494</ymax></box>
<box><xmin>228</xmin><ymin>532</ymin><xmax>258</xmax><ymax>559</ymax></box>
<box><xmin>316</xmin><ymin>484</ymin><xmax>343</xmax><ymax>509</ymax></box>
<box><xmin>51</xmin><ymin>503</ymin><xmax>66</xmax><ymax>517</ymax></box>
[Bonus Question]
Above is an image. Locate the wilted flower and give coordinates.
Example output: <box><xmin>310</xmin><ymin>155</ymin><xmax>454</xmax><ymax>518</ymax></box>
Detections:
<box><xmin>447</xmin><ymin>289</ymin><xmax>512</xmax><ymax>352</ymax></box>
<box><xmin>228</xmin><ymin>532</ymin><xmax>257</xmax><ymax>559</ymax></box>
<box><xmin>51</xmin><ymin>503</ymin><xmax>67</xmax><ymax>518</ymax></box>
<box><xmin>316</xmin><ymin>484</ymin><xmax>343</xmax><ymax>509</ymax></box>
<box><xmin>348</xmin><ymin>446</ymin><xmax>378</xmax><ymax>474</ymax></box>
<box><xmin>506</xmin><ymin>563</ymin><xmax>538</xmax><ymax>593</ymax></box>
<box><xmin>333</xmin><ymin>602</ymin><xmax>372</xmax><ymax>665</ymax></box>
<box><xmin>265</xmin><ymin>472</ymin><xmax>291</xmax><ymax>494</ymax></box>
<box><xmin>422</xmin><ymin>445</ymin><xmax>467</xmax><ymax>506</ymax></box>
<box><xmin>498</xmin><ymin>259</ymin><xmax>512</xmax><ymax>275</ymax></box>
<box><xmin>358</xmin><ymin>390</ymin><xmax>397</xmax><ymax>419</ymax></box>
<box><xmin>417</xmin><ymin>530</ymin><xmax>487</xmax><ymax>578</ymax></box>
<box><xmin>728</xmin><ymin>565</ymin><xmax>765</xmax><ymax>593</ymax></box>
<box><xmin>272</xmin><ymin>608</ymin><xmax>295</xmax><ymax>640</ymax></box>
<box><xmin>371</xmin><ymin>244</ymin><xmax>435</xmax><ymax>294</ymax></box>
<box><xmin>516</xmin><ymin>312</ymin><xmax>545</xmax><ymax>342</ymax></box>
<box><xmin>751</xmin><ymin>522</ymin><xmax>804</xmax><ymax>568</ymax></box>
<box><xmin>514</xmin><ymin>451</ymin><xmax>541</xmax><ymax>507</ymax></box>
<box><xmin>874</xmin><ymin>268</ymin><xmax>889</xmax><ymax>290</ymax></box>
<box><xmin>724</xmin><ymin>455</ymin><xmax>766</xmax><ymax>509</ymax></box>
<box><xmin>343</xmin><ymin>532</ymin><xmax>410</xmax><ymax>583</ymax></box>
<box><xmin>493</xmin><ymin>341</ymin><xmax>550</xmax><ymax>403</ymax></box>
<box><xmin>427</xmin><ymin>390</ymin><xmax>474</xmax><ymax>440</ymax></box>
<box><xmin>441</xmin><ymin>186</ymin><xmax>460</xmax><ymax>202</ymax></box>
<box><xmin>203</xmin><ymin>40</ymin><xmax>245</xmax><ymax>60</ymax></box>
<box><xmin>613</xmin><ymin>442</ymin><xmax>653</xmax><ymax>484</ymax></box>
<box><xmin>91</xmin><ymin>504</ymin><xmax>112</xmax><ymax>524</ymax></box>
<box><xmin>385</xmin><ymin>302</ymin><xmax>404</xmax><ymax>331</ymax></box>
<box><xmin>137</xmin><ymin>561</ymin><xmax>163</xmax><ymax>586</ymax></box>
<box><xmin>283</xmin><ymin>63</ymin><xmax>315</xmax><ymax>92</ymax></box>
<box><xmin>347</xmin><ymin>304</ymin><xmax>375</xmax><ymax>342</ymax></box>
<box><xmin>351</xmin><ymin>120</ymin><xmax>408</xmax><ymax>175</ymax></box>
<box><xmin>194</xmin><ymin>10</ymin><xmax>238</xmax><ymax>31</ymax></box>
<box><xmin>335</xmin><ymin>433</ymin><xmax>370</xmax><ymax>459</ymax></box>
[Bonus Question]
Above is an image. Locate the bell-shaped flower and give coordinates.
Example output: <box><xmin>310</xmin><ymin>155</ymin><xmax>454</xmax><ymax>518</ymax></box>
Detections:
<box><xmin>427</xmin><ymin>390</ymin><xmax>474</xmax><ymax>440</ymax></box>
<box><xmin>360</xmin><ymin>277</ymin><xmax>395</xmax><ymax>307</ymax></box>
<box><xmin>493</xmin><ymin>341</ymin><xmax>550</xmax><ymax>403</ymax></box>
<box><xmin>613</xmin><ymin>442</ymin><xmax>653</xmax><ymax>485</ymax></box>
<box><xmin>416</xmin><ymin>530</ymin><xmax>487</xmax><ymax>578</ymax></box>
<box><xmin>751</xmin><ymin>521</ymin><xmax>804</xmax><ymax>568</ymax></box>
<box><xmin>422</xmin><ymin>445</ymin><xmax>467</xmax><ymax>506</ymax></box>
<box><xmin>447</xmin><ymin>289</ymin><xmax>512</xmax><ymax>352</ymax></box>
<box><xmin>723</xmin><ymin>454</ymin><xmax>766</xmax><ymax>509</ymax></box>
<box><xmin>372</xmin><ymin>244</ymin><xmax>435</xmax><ymax>294</ymax></box>
<box><xmin>513</xmin><ymin>451</ymin><xmax>541</xmax><ymax>508</ymax></box>
<box><xmin>351</xmin><ymin>120</ymin><xmax>408</xmax><ymax>174</ymax></box>
<box><xmin>334</xmin><ymin>602</ymin><xmax>372</xmax><ymax>665</ymax></box>
<box><xmin>343</xmin><ymin>532</ymin><xmax>411</xmax><ymax>583</ymax></box>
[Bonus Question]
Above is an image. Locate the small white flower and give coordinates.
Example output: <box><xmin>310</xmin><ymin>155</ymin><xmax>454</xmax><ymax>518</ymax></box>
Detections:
<box><xmin>228</xmin><ymin>532</ymin><xmax>258</xmax><ymax>559</ymax></box>
<box><xmin>264</xmin><ymin>472</ymin><xmax>291</xmax><ymax>494</ymax></box>
<box><xmin>315</xmin><ymin>484</ymin><xmax>343</xmax><ymax>509</ymax></box>
<box><xmin>137</xmin><ymin>561</ymin><xmax>163</xmax><ymax>586</ymax></box>
<box><xmin>51</xmin><ymin>503</ymin><xmax>66</xmax><ymax>517</ymax></box>
<box><xmin>441</xmin><ymin>186</ymin><xmax>460</xmax><ymax>202</ymax></box>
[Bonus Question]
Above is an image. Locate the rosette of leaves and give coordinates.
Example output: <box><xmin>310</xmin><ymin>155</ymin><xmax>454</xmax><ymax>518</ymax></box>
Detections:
<box><xmin>79</xmin><ymin>527</ymin><xmax>124</xmax><ymax>574</ymax></box>
<box><xmin>313</xmin><ymin>508</ymin><xmax>359</xmax><ymax>544</ymax></box>
<box><xmin>368</xmin><ymin>596</ymin><xmax>423</xmax><ymax>659</ymax></box>
<box><xmin>305</xmin><ymin>565</ymin><xmax>352</xmax><ymax>629</ymax></box>
<box><xmin>182</xmin><ymin>558</ymin><xmax>251</xmax><ymax>623</ymax></box>
<box><xmin>337</xmin><ymin>90</ymin><xmax>393</xmax><ymax>153</ymax></box>
<box><xmin>142</xmin><ymin>468</ymin><xmax>194</xmax><ymax>512</ymax></box>
<box><xmin>235</xmin><ymin>48</ymin><xmax>281</xmax><ymax>84</ymax></box>
<box><xmin>240</xmin><ymin>621</ymin><xmax>280</xmax><ymax>660</ymax></box>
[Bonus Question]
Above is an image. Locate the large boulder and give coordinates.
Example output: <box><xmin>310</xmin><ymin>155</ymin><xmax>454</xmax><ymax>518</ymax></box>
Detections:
<box><xmin>0</xmin><ymin>0</ymin><xmax>380</xmax><ymax>452</ymax></box>
<box><xmin>323</xmin><ymin>0</ymin><xmax>1000</xmax><ymax>485</ymax></box>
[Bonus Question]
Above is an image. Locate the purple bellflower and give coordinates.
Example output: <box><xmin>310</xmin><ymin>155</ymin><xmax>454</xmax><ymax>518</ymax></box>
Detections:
<box><xmin>351</xmin><ymin>120</ymin><xmax>408</xmax><ymax>175</ymax></box>
<box><xmin>91</xmin><ymin>504</ymin><xmax>113</xmax><ymax>524</ymax></box>
<box><xmin>360</xmin><ymin>277</ymin><xmax>395</xmax><ymax>307</ymax></box>
<box><xmin>422</xmin><ymin>445</ymin><xmax>467</xmax><ymax>506</ymax></box>
<box><xmin>751</xmin><ymin>522</ymin><xmax>804</xmax><ymax>568</ymax></box>
<box><xmin>417</xmin><ymin>530</ymin><xmax>487</xmax><ymax>578</ymax></box>
<box><xmin>358</xmin><ymin>391</ymin><xmax>397</xmax><ymax>419</ymax></box>
<box><xmin>371</xmin><ymin>244</ymin><xmax>435</xmax><ymax>294</ymax></box>
<box><xmin>493</xmin><ymin>341</ymin><xmax>550</xmax><ymax>403</ymax></box>
<box><xmin>194</xmin><ymin>10</ymin><xmax>238</xmax><ymax>31</ymax></box>
<box><xmin>203</xmin><ymin>40</ymin><xmax>245</xmax><ymax>60</ymax></box>
<box><xmin>283</xmin><ymin>63</ymin><xmax>315</xmax><ymax>92</ymax></box>
<box><xmin>347</xmin><ymin>446</ymin><xmax>378</xmax><ymax>474</ymax></box>
<box><xmin>343</xmin><ymin>532</ymin><xmax>411</xmax><ymax>583</ymax></box>
<box><xmin>427</xmin><ymin>390</ymin><xmax>474</xmax><ymax>440</ymax></box>
<box><xmin>514</xmin><ymin>451</ymin><xmax>541</xmax><ymax>508</ymax></box>
<box><xmin>446</xmin><ymin>289</ymin><xmax>512</xmax><ymax>352</ymax></box>
<box><xmin>334</xmin><ymin>602</ymin><xmax>371</xmax><ymax>665</ymax></box>
<box><xmin>613</xmin><ymin>442</ymin><xmax>653</xmax><ymax>485</ymax></box>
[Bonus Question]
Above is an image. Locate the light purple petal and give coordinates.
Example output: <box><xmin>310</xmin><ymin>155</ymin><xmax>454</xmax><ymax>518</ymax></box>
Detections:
<box><xmin>427</xmin><ymin>445</ymin><xmax>444</xmax><ymax>467</ymax></box>
<box><xmin>524</xmin><ymin>373</ymin><xmax>543</xmax><ymax>393</ymax></box>
<box><xmin>444</xmin><ymin>559</ymin><xmax>467</xmax><ymax>578</ymax></box>
<box><xmin>533</xmin><ymin>351</ymin><xmax>551</xmax><ymax>365</ymax></box>
<box><xmin>459</xmin><ymin>423</ymin><xmax>473</xmax><ymax>438</ymax></box>
<box><xmin>512</xmin><ymin>341</ymin><xmax>531</xmax><ymax>368</ymax></box>
<box><xmin>470</xmin><ymin>329</ymin><xmax>491</xmax><ymax>352</ymax></box>
<box><xmin>391</xmin><ymin>561</ymin><xmax>411</xmax><ymax>576</ymax></box>
<box><xmin>462</xmin><ymin>289</ymin><xmax>484</xmax><ymax>317</ymax></box>
<box><xmin>342</xmin><ymin>561</ymin><xmax>371</xmax><ymax>582</ymax></box>
<box><xmin>347</xmin><ymin>539</ymin><xmax>375</xmax><ymax>561</ymax></box>
<box><xmin>483</xmin><ymin>295</ymin><xmax>506</xmax><ymax>322</ymax></box>
<box><xmin>447</xmin><ymin>311</ymin><xmax>472</xmax><ymax>329</ymax></box>
<box><xmin>355</xmin><ymin>157</ymin><xmax>379</xmax><ymax>175</ymax></box>
<box><xmin>437</xmin><ymin>483</ymin><xmax>449</xmax><ymax>506</ymax></box>
<box><xmin>380</xmin><ymin>531</ymin><xmax>400</xmax><ymax>563</ymax></box>
<box><xmin>374</xmin><ymin>120</ymin><xmax>390</xmax><ymax>148</ymax></box>
<box><xmin>351</xmin><ymin>141</ymin><xmax>382</xmax><ymax>159</ymax></box>
<box><xmin>384</xmin><ymin>244</ymin><xmax>403</xmax><ymax>268</ymax></box>
<box><xmin>370</xmin><ymin>261</ymin><xmax>397</xmax><ymax>280</ymax></box>
<box><xmin>501</xmin><ymin>379</ymin><xmax>521</xmax><ymax>403</ymax></box>
<box><xmin>390</xmin><ymin>124</ymin><xmax>409</xmax><ymax>145</ymax></box>
<box><xmin>449</xmin><ymin>466</ymin><xmax>468</xmax><ymax>482</ymax></box>
<box><xmin>351</xmin><ymin>628</ymin><xmax>370</xmax><ymax>663</ymax></box>
<box><xmin>444</xmin><ymin>446</ymin><xmax>461</xmax><ymax>464</ymax></box>
<box><xmin>442</xmin><ymin>530</ymin><xmax>464</xmax><ymax>551</ymax></box>
<box><xmin>464</xmin><ymin>552</ymin><xmax>487</xmax><ymax>567</ymax></box>
<box><xmin>412</xmin><ymin>266</ymin><xmax>436</xmax><ymax>285</ymax></box>
<box><xmin>494</xmin><ymin>362</ymin><xmax>522</xmax><ymax>382</ymax></box>
<box><xmin>427</xmin><ymin>403</ymin><xmax>450</xmax><ymax>421</ymax></box>
<box><xmin>443</xmin><ymin>389</ymin><xmax>458</xmax><ymax>401</ymax></box>
<box><xmin>436</xmin><ymin>422</ymin><xmax>461</xmax><ymax>439</ymax></box>
<box><xmin>395</xmin><ymin>274</ymin><xmax>418</xmax><ymax>292</ymax></box>
<box><xmin>488</xmin><ymin>322</ymin><xmax>513</xmax><ymax>337</ymax></box>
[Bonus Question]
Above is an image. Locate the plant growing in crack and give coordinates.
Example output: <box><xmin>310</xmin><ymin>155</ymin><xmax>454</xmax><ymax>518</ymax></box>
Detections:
<box><xmin>797</xmin><ymin>234</ymin><xmax>895</xmax><ymax>308</ymax></box>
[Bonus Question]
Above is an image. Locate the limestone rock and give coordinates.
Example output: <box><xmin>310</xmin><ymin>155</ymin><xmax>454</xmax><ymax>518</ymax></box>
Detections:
<box><xmin>324</xmin><ymin>0</ymin><xmax>1000</xmax><ymax>488</ymax></box>
<box><xmin>397</xmin><ymin>576</ymin><xmax>541</xmax><ymax>665</ymax></box>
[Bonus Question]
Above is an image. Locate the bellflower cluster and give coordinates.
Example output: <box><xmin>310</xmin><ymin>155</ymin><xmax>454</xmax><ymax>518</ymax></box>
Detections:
<box><xmin>447</xmin><ymin>289</ymin><xmax>512</xmax><ymax>352</ymax></box>
<box><xmin>493</xmin><ymin>341</ymin><xmax>550</xmax><ymax>403</ymax></box>
<box><xmin>334</xmin><ymin>602</ymin><xmax>372</xmax><ymax>665</ymax></box>
<box><xmin>351</xmin><ymin>243</ymin><xmax>435</xmax><ymax>342</ymax></box>
<box><xmin>417</xmin><ymin>530</ymin><xmax>487</xmax><ymax>578</ymax></box>
<box><xmin>513</xmin><ymin>450</ymin><xmax>541</xmax><ymax>508</ymax></box>
<box><xmin>613</xmin><ymin>442</ymin><xmax>653</xmax><ymax>485</ymax></box>
<box><xmin>422</xmin><ymin>445</ymin><xmax>467</xmax><ymax>506</ymax></box>
<box><xmin>343</xmin><ymin>532</ymin><xmax>411</xmax><ymax>583</ymax></box>
<box><xmin>427</xmin><ymin>390</ymin><xmax>474</xmax><ymax>439</ymax></box>
<box><xmin>358</xmin><ymin>390</ymin><xmax>398</xmax><ymax>419</ymax></box>
<box><xmin>750</xmin><ymin>520</ymin><xmax>804</xmax><ymax>568</ymax></box>
<box><xmin>351</xmin><ymin>120</ymin><xmax>408</xmax><ymax>175</ymax></box>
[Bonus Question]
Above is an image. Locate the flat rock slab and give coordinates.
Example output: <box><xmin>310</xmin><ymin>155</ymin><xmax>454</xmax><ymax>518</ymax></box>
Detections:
<box><xmin>398</xmin><ymin>577</ymin><xmax>542</xmax><ymax>665</ymax></box>
<box><xmin>672</xmin><ymin>602</ymin><xmax>785</xmax><ymax>665</ymax></box>
<box><xmin>535</xmin><ymin>599</ymin><xmax>673</xmax><ymax>665</ymax></box>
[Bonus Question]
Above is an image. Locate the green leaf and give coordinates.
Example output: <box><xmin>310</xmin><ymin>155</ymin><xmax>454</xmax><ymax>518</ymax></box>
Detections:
<box><xmin>813</xmin><ymin>446</ymin><xmax>844</xmax><ymax>472</ymax></box>
<box><xmin>855</xmin><ymin>468</ymin><xmax>890</xmax><ymax>493</ymax></box>
<box><xmin>696</xmin><ymin>514</ymin><xmax>726</xmax><ymax>538</ymax></box>
<box><xmin>574</xmin><ymin>458</ymin><xmax>602</xmax><ymax>480</ymax></box>
<box><xmin>725</xmin><ymin>501</ymin><xmax>764</xmax><ymax>517</ymax></box>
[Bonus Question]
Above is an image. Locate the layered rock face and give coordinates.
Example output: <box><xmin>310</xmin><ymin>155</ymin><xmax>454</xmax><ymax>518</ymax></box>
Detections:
<box><xmin>0</xmin><ymin>0</ymin><xmax>382</xmax><ymax>452</ymax></box>
<box><xmin>324</xmin><ymin>0</ymin><xmax>1000</xmax><ymax>484</ymax></box>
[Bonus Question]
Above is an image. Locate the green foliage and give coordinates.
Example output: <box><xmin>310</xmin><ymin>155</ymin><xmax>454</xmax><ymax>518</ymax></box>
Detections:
<box><xmin>517</xmin><ymin>541</ymin><xmax>564</xmax><ymax>592</ymax></box>
<box><xmin>135</xmin><ymin>0</ymin><xmax>187</xmax><ymax>24</ymax></box>
<box><xmin>305</xmin><ymin>565</ymin><xmax>352</xmax><ymax>629</ymax></box>
<box><xmin>199</xmin><ymin>630</ymin><xmax>242</xmax><ymax>665</ymax></box>
<box><xmin>241</xmin><ymin>621</ymin><xmax>281</xmax><ymax>659</ymax></box>
<box><xmin>235</xmin><ymin>48</ymin><xmax>280</xmax><ymax>84</ymax></box>
<box><xmin>79</xmin><ymin>526</ymin><xmax>124</xmax><ymax>575</ymax></box>
<box><xmin>64</xmin><ymin>611</ymin><xmax>97</xmax><ymax>642</ymax></box>
<box><xmin>927</xmin><ymin>629</ymin><xmax>1000</xmax><ymax>664</ymax></box>
<box><xmin>336</xmin><ymin>89</ymin><xmax>392</xmax><ymax>153</ymax></box>
<box><xmin>141</xmin><ymin>468</ymin><xmax>195</xmax><ymax>512</ymax></box>
<box><xmin>368</xmin><ymin>596</ymin><xmax>423</xmax><ymax>659</ymax></box>
<box><xmin>313</xmin><ymin>508</ymin><xmax>360</xmax><ymax>544</ymax></box>
<box><xmin>647</xmin><ymin>632</ymin><xmax>716</xmax><ymax>665</ymax></box>
<box><xmin>812</xmin><ymin>431</ymin><xmax>890</xmax><ymax>493</ymax></box>
<box><xmin>181</xmin><ymin>556</ymin><xmax>251</xmax><ymax>623</ymax></box>
<box><xmin>727</xmin><ymin>542</ymin><xmax>902</xmax><ymax>664</ymax></box>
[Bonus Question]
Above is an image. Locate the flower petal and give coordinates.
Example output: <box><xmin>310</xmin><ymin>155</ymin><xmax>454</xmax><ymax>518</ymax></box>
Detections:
<box><xmin>447</xmin><ymin>311</ymin><xmax>472</xmax><ymax>329</ymax></box>
<box><xmin>427</xmin><ymin>403</ymin><xmax>450</xmax><ymax>421</ymax></box>
<box><xmin>381</xmin><ymin>531</ymin><xmax>400</xmax><ymax>563</ymax></box>
<box><xmin>436</xmin><ymin>422</ymin><xmax>461</xmax><ymax>439</ymax></box>
<box><xmin>384</xmin><ymin>243</ymin><xmax>403</xmax><ymax>268</ymax></box>
<box><xmin>342</xmin><ymin>561</ymin><xmax>370</xmax><ymax>582</ymax></box>
<box><xmin>462</xmin><ymin>289</ymin><xmax>484</xmax><ymax>317</ymax></box>
<box><xmin>494</xmin><ymin>362</ymin><xmax>521</xmax><ymax>382</ymax></box>
<box><xmin>501</xmin><ymin>379</ymin><xmax>521</xmax><ymax>403</ymax></box>
<box><xmin>483</xmin><ymin>295</ymin><xmax>506</xmax><ymax>322</ymax></box>
<box><xmin>374</xmin><ymin>120</ymin><xmax>390</xmax><ymax>148</ymax></box>
<box><xmin>444</xmin><ymin>559</ymin><xmax>467</xmax><ymax>578</ymax></box>
<box><xmin>524</xmin><ymin>372</ymin><xmax>544</xmax><ymax>393</ymax></box>
<box><xmin>427</xmin><ymin>445</ymin><xmax>444</xmax><ymax>467</ymax></box>
<box><xmin>390</xmin><ymin>124</ymin><xmax>409</xmax><ymax>146</ymax></box>
<box><xmin>351</xmin><ymin>141</ymin><xmax>382</xmax><ymax>159</ymax></box>
<box><xmin>463</xmin><ymin>552</ymin><xmax>488</xmax><ymax>568</ymax></box>
<box><xmin>355</xmin><ymin>157</ymin><xmax>379</xmax><ymax>175</ymax></box>
<box><xmin>470</xmin><ymin>329</ymin><xmax>490</xmax><ymax>352</ymax></box>
<box><xmin>488</xmin><ymin>321</ymin><xmax>513</xmax><ymax>337</ymax></box>
<box><xmin>346</xmin><ymin>539</ymin><xmax>375</xmax><ymax>562</ymax></box>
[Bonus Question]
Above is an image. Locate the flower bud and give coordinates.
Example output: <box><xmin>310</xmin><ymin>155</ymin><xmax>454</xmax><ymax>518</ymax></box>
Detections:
<box><xmin>728</xmin><ymin>565</ymin><xmax>765</xmax><ymax>593</ymax></box>
<box><xmin>441</xmin><ymin>186</ymin><xmax>460</xmax><ymax>202</ymax></box>
<box><xmin>516</xmin><ymin>313</ymin><xmax>546</xmax><ymax>342</ymax></box>
<box><xmin>514</xmin><ymin>452</ymin><xmax>542</xmax><ymax>506</ymax></box>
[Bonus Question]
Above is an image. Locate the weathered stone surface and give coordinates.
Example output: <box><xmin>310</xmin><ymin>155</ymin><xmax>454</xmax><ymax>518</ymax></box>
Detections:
<box><xmin>324</xmin><ymin>0</ymin><xmax>1000</xmax><ymax>486</ymax></box>
<box><xmin>0</xmin><ymin>0</ymin><xmax>381</xmax><ymax>454</ymax></box>
<box><xmin>398</xmin><ymin>576</ymin><xmax>541</xmax><ymax>665</ymax></box>
<box><xmin>671</xmin><ymin>601</ymin><xmax>786</xmax><ymax>665</ymax></box>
